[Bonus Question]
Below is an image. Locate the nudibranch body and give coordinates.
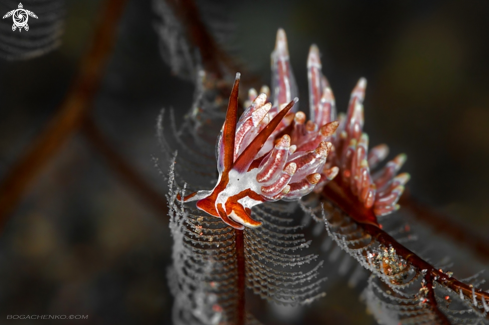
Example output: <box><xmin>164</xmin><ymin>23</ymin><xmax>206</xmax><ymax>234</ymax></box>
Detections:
<box><xmin>179</xmin><ymin>29</ymin><xmax>409</xmax><ymax>229</ymax></box>
<box><xmin>179</xmin><ymin>73</ymin><xmax>338</xmax><ymax>230</ymax></box>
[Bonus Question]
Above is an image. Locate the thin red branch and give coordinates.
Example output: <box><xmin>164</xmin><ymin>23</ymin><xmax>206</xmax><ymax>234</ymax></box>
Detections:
<box><xmin>0</xmin><ymin>0</ymin><xmax>128</xmax><ymax>231</ymax></box>
<box><xmin>365</xmin><ymin>224</ymin><xmax>489</xmax><ymax>315</ymax></box>
<box><xmin>82</xmin><ymin>118</ymin><xmax>168</xmax><ymax>217</ymax></box>
<box><xmin>323</xmin><ymin>179</ymin><xmax>489</xmax><ymax>323</ymax></box>
<box><xmin>425</xmin><ymin>272</ymin><xmax>451</xmax><ymax>325</ymax></box>
<box><xmin>235</xmin><ymin>229</ymin><xmax>246</xmax><ymax>325</ymax></box>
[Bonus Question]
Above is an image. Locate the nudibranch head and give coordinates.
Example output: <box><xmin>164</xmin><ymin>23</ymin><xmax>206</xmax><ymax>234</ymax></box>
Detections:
<box><xmin>179</xmin><ymin>28</ymin><xmax>408</xmax><ymax>229</ymax></box>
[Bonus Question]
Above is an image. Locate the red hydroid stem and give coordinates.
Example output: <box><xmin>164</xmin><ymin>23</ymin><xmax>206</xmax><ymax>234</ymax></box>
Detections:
<box><xmin>323</xmin><ymin>178</ymin><xmax>489</xmax><ymax>323</ymax></box>
<box><xmin>235</xmin><ymin>229</ymin><xmax>245</xmax><ymax>325</ymax></box>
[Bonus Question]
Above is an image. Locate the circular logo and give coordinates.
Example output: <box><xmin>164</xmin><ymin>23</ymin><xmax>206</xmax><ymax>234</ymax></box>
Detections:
<box><xmin>13</xmin><ymin>10</ymin><xmax>28</xmax><ymax>27</ymax></box>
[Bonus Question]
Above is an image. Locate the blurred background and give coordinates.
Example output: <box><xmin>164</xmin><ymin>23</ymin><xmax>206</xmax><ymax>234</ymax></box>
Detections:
<box><xmin>0</xmin><ymin>0</ymin><xmax>489</xmax><ymax>324</ymax></box>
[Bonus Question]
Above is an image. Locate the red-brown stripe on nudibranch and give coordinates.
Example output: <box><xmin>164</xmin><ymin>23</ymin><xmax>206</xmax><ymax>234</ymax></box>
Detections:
<box><xmin>222</xmin><ymin>74</ymin><xmax>240</xmax><ymax>173</ymax></box>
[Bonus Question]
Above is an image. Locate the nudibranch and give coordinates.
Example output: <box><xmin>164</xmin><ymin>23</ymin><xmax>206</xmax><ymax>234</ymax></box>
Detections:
<box><xmin>177</xmin><ymin>72</ymin><xmax>338</xmax><ymax>230</ymax></box>
<box><xmin>178</xmin><ymin>29</ymin><xmax>409</xmax><ymax>229</ymax></box>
